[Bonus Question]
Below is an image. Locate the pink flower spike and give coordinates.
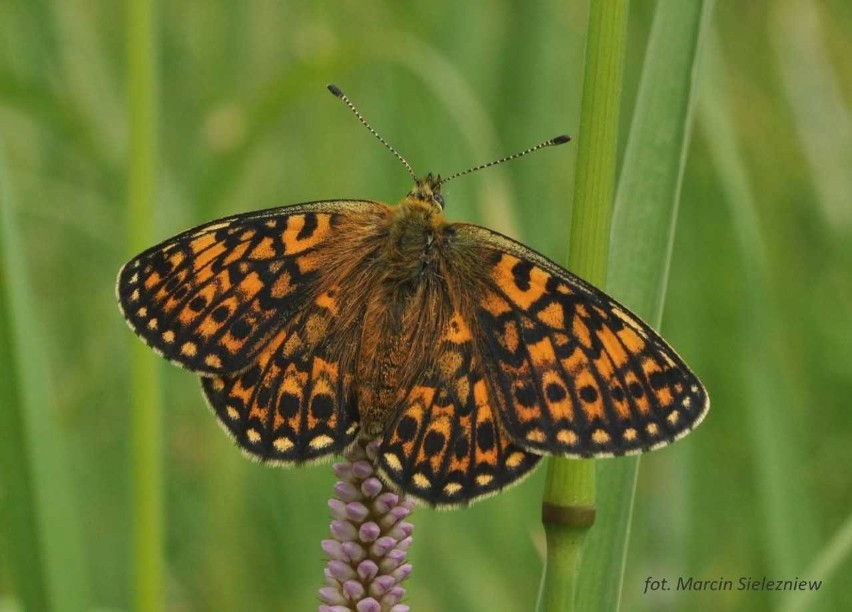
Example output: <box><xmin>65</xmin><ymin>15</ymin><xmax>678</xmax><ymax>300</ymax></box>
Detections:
<box><xmin>390</xmin><ymin>505</ymin><xmax>412</xmax><ymax>520</ymax></box>
<box><xmin>365</xmin><ymin>439</ymin><xmax>381</xmax><ymax>460</ymax></box>
<box><xmin>319</xmin><ymin>586</ymin><xmax>347</xmax><ymax>605</ymax></box>
<box><xmin>341</xmin><ymin>541</ymin><xmax>366</xmax><ymax>563</ymax></box>
<box><xmin>327</xmin><ymin>560</ymin><xmax>356</xmax><ymax>582</ymax></box>
<box><xmin>345</xmin><ymin>501</ymin><xmax>370</xmax><ymax>523</ymax></box>
<box><xmin>351</xmin><ymin>460</ymin><xmax>374</xmax><ymax>479</ymax></box>
<box><xmin>360</xmin><ymin>477</ymin><xmax>383</xmax><ymax>498</ymax></box>
<box><xmin>387</xmin><ymin>521</ymin><xmax>414</xmax><ymax>540</ymax></box>
<box><xmin>376</xmin><ymin>492</ymin><xmax>399</xmax><ymax>510</ymax></box>
<box><xmin>320</xmin><ymin>438</ymin><xmax>415</xmax><ymax>610</ymax></box>
<box><xmin>357</xmin><ymin>559</ymin><xmax>379</xmax><ymax>582</ymax></box>
<box><xmin>392</xmin><ymin>563</ymin><xmax>413</xmax><ymax>582</ymax></box>
<box><xmin>332</xmin><ymin>462</ymin><xmax>352</xmax><ymax>480</ymax></box>
<box><xmin>330</xmin><ymin>519</ymin><xmax>358</xmax><ymax>542</ymax></box>
<box><xmin>382</xmin><ymin>586</ymin><xmax>406</xmax><ymax>606</ymax></box>
<box><xmin>327</xmin><ymin>498</ymin><xmax>348</xmax><ymax>520</ymax></box>
<box><xmin>355</xmin><ymin>598</ymin><xmax>381</xmax><ymax>612</ymax></box>
<box><xmin>334</xmin><ymin>481</ymin><xmax>360</xmax><ymax>503</ymax></box>
<box><xmin>342</xmin><ymin>579</ymin><xmax>365</xmax><ymax>600</ymax></box>
<box><xmin>321</xmin><ymin>539</ymin><xmax>345</xmax><ymax>560</ymax></box>
<box><xmin>368</xmin><ymin>575</ymin><xmax>396</xmax><ymax>597</ymax></box>
<box><xmin>358</xmin><ymin>521</ymin><xmax>381</xmax><ymax>542</ymax></box>
<box><xmin>370</xmin><ymin>536</ymin><xmax>396</xmax><ymax>556</ymax></box>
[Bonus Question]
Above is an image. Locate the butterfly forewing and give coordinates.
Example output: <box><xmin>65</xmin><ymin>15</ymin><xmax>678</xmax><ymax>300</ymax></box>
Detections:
<box><xmin>455</xmin><ymin>224</ymin><xmax>709</xmax><ymax>458</ymax></box>
<box><xmin>119</xmin><ymin>200</ymin><xmax>391</xmax><ymax>465</ymax></box>
<box><xmin>116</xmin><ymin>200</ymin><xmax>384</xmax><ymax>375</ymax></box>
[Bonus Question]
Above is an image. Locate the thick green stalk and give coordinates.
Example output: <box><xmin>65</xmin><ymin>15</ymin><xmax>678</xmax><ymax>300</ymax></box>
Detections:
<box><xmin>127</xmin><ymin>0</ymin><xmax>163</xmax><ymax>609</ymax></box>
<box><xmin>575</xmin><ymin>2</ymin><xmax>714</xmax><ymax>610</ymax></box>
<box><xmin>536</xmin><ymin>1</ymin><xmax>628</xmax><ymax>610</ymax></box>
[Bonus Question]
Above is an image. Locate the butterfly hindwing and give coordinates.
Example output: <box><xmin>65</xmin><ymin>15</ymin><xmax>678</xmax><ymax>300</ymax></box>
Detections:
<box><xmin>197</xmin><ymin>218</ymin><xmax>395</xmax><ymax>464</ymax></box>
<box><xmin>377</xmin><ymin>312</ymin><xmax>541</xmax><ymax>508</ymax></box>
<box><xmin>456</xmin><ymin>224</ymin><xmax>709</xmax><ymax>458</ymax></box>
<box><xmin>116</xmin><ymin>200</ymin><xmax>385</xmax><ymax>375</ymax></box>
<box><xmin>200</xmin><ymin>322</ymin><xmax>359</xmax><ymax>465</ymax></box>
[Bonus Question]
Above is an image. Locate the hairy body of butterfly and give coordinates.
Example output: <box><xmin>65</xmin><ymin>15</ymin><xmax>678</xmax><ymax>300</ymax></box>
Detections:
<box><xmin>117</xmin><ymin>174</ymin><xmax>708</xmax><ymax>507</ymax></box>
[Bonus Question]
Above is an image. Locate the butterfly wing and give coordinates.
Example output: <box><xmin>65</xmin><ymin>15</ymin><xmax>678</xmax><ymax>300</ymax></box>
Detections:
<box><xmin>377</xmin><ymin>311</ymin><xmax>541</xmax><ymax>508</ymax></box>
<box><xmin>119</xmin><ymin>200</ymin><xmax>392</xmax><ymax>464</ymax></box>
<box><xmin>455</xmin><ymin>224</ymin><xmax>709</xmax><ymax>458</ymax></box>
<box><xmin>200</xmin><ymin>297</ymin><xmax>362</xmax><ymax>464</ymax></box>
<box><xmin>116</xmin><ymin>200</ymin><xmax>387</xmax><ymax>375</ymax></box>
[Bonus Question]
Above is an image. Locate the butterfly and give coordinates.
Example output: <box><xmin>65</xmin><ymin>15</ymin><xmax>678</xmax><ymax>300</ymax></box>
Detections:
<box><xmin>116</xmin><ymin>85</ymin><xmax>708</xmax><ymax>508</ymax></box>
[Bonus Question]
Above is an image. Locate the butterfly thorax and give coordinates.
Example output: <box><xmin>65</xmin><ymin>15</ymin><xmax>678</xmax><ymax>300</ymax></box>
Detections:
<box><xmin>384</xmin><ymin>191</ymin><xmax>443</xmax><ymax>275</ymax></box>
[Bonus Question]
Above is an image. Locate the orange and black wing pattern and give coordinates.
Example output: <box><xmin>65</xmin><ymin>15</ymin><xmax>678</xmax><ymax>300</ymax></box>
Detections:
<box><xmin>200</xmin><ymin>302</ymin><xmax>361</xmax><ymax>464</ymax></box>
<box><xmin>117</xmin><ymin>200</ymin><xmax>389</xmax><ymax>463</ymax></box>
<box><xmin>457</xmin><ymin>224</ymin><xmax>709</xmax><ymax>458</ymax></box>
<box><xmin>378</xmin><ymin>313</ymin><xmax>541</xmax><ymax>507</ymax></box>
<box><xmin>116</xmin><ymin>201</ymin><xmax>379</xmax><ymax>375</ymax></box>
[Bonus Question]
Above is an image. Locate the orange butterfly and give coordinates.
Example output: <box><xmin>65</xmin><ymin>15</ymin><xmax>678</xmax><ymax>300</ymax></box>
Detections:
<box><xmin>117</xmin><ymin>85</ymin><xmax>708</xmax><ymax>507</ymax></box>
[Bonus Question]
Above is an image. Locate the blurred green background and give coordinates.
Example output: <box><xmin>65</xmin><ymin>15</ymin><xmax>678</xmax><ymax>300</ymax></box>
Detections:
<box><xmin>1</xmin><ymin>1</ymin><xmax>851</xmax><ymax>611</ymax></box>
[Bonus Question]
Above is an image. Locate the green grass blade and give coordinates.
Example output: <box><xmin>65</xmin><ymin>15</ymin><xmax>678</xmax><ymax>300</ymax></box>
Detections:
<box><xmin>127</xmin><ymin>0</ymin><xmax>163</xmax><ymax>608</ymax></box>
<box><xmin>536</xmin><ymin>1</ymin><xmax>629</xmax><ymax>610</ymax></box>
<box><xmin>0</xmin><ymin>145</ymin><xmax>89</xmax><ymax>611</ymax></box>
<box><xmin>781</xmin><ymin>511</ymin><xmax>852</xmax><ymax>612</ymax></box>
<box><xmin>770</xmin><ymin>0</ymin><xmax>852</xmax><ymax>230</ymax></box>
<box><xmin>698</xmin><ymin>28</ymin><xmax>818</xmax><ymax>582</ymax></box>
<box><xmin>0</xmin><ymin>145</ymin><xmax>49</xmax><ymax>612</ymax></box>
<box><xmin>608</xmin><ymin>0</ymin><xmax>714</xmax><ymax>323</ymax></box>
<box><xmin>575</xmin><ymin>1</ymin><xmax>714</xmax><ymax>610</ymax></box>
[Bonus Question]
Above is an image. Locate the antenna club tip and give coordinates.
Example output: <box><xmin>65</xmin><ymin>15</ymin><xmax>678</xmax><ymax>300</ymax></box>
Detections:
<box><xmin>552</xmin><ymin>134</ymin><xmax>572</xmax><ymax>145</ymax></box>
<box><xmin>327</xmin><ymin>84</ymin><xmax>344</xmax><ymax>98</ymax></box>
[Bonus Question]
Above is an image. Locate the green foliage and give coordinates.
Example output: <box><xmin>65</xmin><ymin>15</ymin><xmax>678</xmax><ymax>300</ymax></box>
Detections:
<box><xmin>576</xmin><ymin>2</ymin><xmax>714</xmax><ymax>611</ymax></box>
<box><xmin>0</xmin><ymin>146</ymin><xmax>88</xmax><ymax>611</ymax></box>
<box><xmin>0</xmin><ymin>2</ymin><xmax>850</xmax><ymax>610</ymax></box>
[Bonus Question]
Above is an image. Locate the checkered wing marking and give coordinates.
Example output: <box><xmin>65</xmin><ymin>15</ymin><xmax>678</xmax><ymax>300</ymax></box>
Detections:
<box><xmin>378</xmin><ymin>314</ymin><xmax>541</xmax><ymax>508</ymax></box>
<box><xmin>116</xmin><ymin>200</ymin><xmax>384</xmax><ymax>375</ymax></box>
<box><xmin>458</xmin><ymin>224</ymin><xmax>709</xmax><ymax>457</ymax></box>
<box><xmin>200</xmin><ymin>298</ymin><xmax>361</xmax><ymax>464</ymax></box>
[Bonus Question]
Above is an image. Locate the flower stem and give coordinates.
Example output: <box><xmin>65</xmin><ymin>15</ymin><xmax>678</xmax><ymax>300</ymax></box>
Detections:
<box><xmin>127</xmin><ymin>0</ymin><xmax>163</xmax><ymax>608</ymax></box>
<box><xmin>536</xmin><ymin>1</ymin><xmax>629</xmax><ymax>610</ymax></box>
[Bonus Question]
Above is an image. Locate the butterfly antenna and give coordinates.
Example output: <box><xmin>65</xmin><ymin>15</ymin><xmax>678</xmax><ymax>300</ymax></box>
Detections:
<box><xmin>440</xmin><ymin>134</ymin><xmax>572</xmax><ymax>184</ymax></box>
<box><xmin>328</xmin><ymin>84</ymin><xmax>417</xmax><ymax>181</ymax></box>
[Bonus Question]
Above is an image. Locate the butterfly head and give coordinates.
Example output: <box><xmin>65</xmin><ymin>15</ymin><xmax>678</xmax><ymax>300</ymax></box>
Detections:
<box><xmin>406</xmin><ymin>173</ymin><xmax>445</xmax><ymax>211</ymax></box>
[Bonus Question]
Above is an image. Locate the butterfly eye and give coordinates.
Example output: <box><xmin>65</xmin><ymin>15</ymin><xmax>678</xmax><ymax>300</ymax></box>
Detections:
<box><xmin>433</xmin><ymin>193</ymin><xmax>445</xmax><ymax>208</ymax></box>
